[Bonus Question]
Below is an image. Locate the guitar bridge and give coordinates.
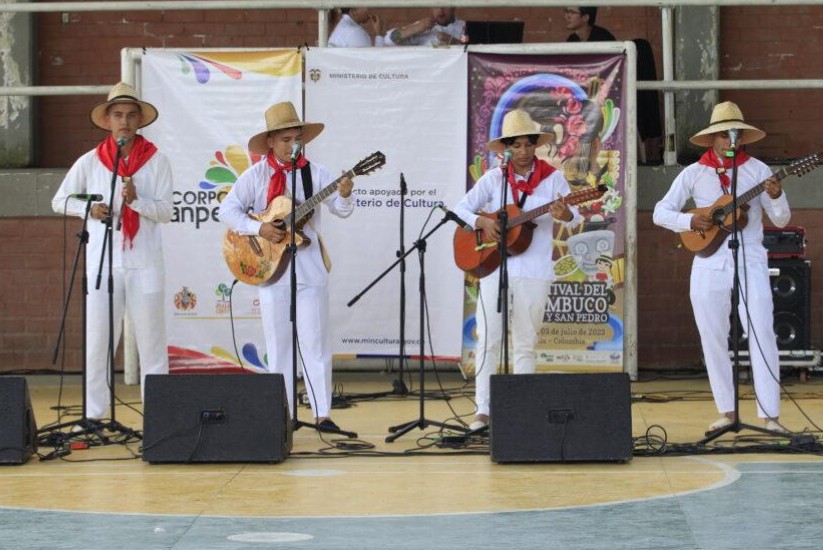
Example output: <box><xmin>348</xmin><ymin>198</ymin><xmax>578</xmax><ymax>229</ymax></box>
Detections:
<box><xmin>474</xmin><ymin>242</ymin><xmax>497</xmax><ymax>252</ymax></box>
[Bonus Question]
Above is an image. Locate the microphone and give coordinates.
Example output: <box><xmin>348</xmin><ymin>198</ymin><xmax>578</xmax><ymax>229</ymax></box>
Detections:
<box><xmin>116</xmin><ymin>136</ymin><xmax>128</xmax><ymax>148</ymax></box>
<box><xmin>437</xmin><ymin>203</ymin><xmax>472</xmax><ymax>232</ymax></box>
<box><xmin>727</xmin><ymin>129</ymin><xmax>739</xmax><ymax>152</ymax></box>
<box><xmin>291</xmin><ymin>142</ymin><xmax>301</xmax><ymax>160</ymax></box>
<box><xmin>502</xmin><ymin>149</ymin><xmax>512</xmax><ymax>167</ymax></box>
<box><xmin>69</xmin><ymin>193</ymin><xmax>104</xmax><ymax>201</ymax></box>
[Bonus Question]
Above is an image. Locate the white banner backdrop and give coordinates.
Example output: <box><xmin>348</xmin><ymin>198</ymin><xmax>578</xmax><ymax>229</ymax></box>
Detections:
<box><xmin>142</xmin><ymin>50</ymin><xmax>302</xmax><ymax>372</ymax></box>
<box><xmin>305</xmin><ymin>48</ymin><xmax>468</xmax><ymax>358</ymax></box>
<box><xmin>140</xmin><ymin>48</ymin><xmax>467</xmax><ymax>371</ymax></box>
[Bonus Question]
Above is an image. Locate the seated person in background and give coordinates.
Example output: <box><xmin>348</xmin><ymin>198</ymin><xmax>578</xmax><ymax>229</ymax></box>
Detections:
<box><xmin>565</xmin><ymin>7</ymin><xmax>616</xmax><ymax>42</ymax></box>
<box><xmin>385</xmin><ymin>7</ymin><xmax>465</xmax><ymax>46</ymax></box>
<box><xmin>329</xmin><ymin>7</ymin><xmax>385</xmax><ymax>47</ymax></box>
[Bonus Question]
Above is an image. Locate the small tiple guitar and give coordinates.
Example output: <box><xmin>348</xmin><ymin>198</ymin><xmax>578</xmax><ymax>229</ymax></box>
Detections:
<box><xmin>453</xmin><ymin>185</ymin><xmax>608</xmax><ymax>278</ymax></box>
<box><xmin>223</xmin><ymin>151</ymin><xmax>386</xmax><ymax>285</ymax></box>
<box><xmin>679</xmin><ymin>152</ymin><xmax>822</xmax><ymax>257</ymax></box>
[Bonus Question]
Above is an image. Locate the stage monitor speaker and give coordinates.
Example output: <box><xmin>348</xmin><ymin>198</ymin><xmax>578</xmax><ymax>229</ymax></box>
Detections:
<box><xmin>729</xmin><ymin>258</ymin><xmax>810</xmax><ymax>352</ymax></box>
<box><xmin>771</xmin><ymin>258</ymin><xmax>810</xmax><ymax>351</ymax></box>
<box><xmin>490</xmin><ymin>373</ymin><xmax>632</xmax><ymax>463</ymax></box>
<box><xmin>0</xmin><ymin>377</ymin><xmax>38</xmax><ymax>465</ymax></box>
<box><xmin>142</xmin><ymin>373</ymin><xmax>292</xmax><ymax>464</ymax></box>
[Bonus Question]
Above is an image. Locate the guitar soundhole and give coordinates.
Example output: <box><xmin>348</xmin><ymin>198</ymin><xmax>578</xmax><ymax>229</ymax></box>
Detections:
<box><xmin>710</xmin><ymin>208</ymin><xmax>726</xmax><ymax>225</ymax></box>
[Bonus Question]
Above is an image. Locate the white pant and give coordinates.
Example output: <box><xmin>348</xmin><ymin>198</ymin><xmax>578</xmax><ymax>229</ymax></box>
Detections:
<box><xmin>85</xmin><ymin>265</ymin><xmax>168</xmax><ymax>419</ymax></box>
<box><xmin>259</xmin><ymin>283</ymin><xmax>332</xmax><ymax>419</ymax></box>
<box><xmin>690</xmin><ymin>263</ymin><xmax>781</xmax><ymax>418</ymax></box>
<box><xmin>473</xmin><ymin>274</ymin><xmax>551</xmax><ymax>417</ymax></box>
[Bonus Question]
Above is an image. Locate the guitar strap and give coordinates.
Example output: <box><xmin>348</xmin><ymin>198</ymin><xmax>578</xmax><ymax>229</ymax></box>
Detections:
<box><xmin>299</xmin><ymin>161</ymin><xmax>333</xmax><ymax>274</ymax></box>
<box><xmin>301</xmin><ymin>163</ymin><xmax>313</xmax><ymax>201</ymax></box>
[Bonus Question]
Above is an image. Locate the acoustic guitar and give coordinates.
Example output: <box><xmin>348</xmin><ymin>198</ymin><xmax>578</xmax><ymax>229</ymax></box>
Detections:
<box><xmin>679</xmin><ymin>152</ymin><xmax>821</xmax><ymax>257</ymax></box>
<box><xmin>453</xmin><ymin>185</ymin><xmax>607</xmax><ymax>278</ymax></box>
<box><xmin>223</xmin><ymin>151</ymin><xmax>386</xmax><ymax>285</ymax></box>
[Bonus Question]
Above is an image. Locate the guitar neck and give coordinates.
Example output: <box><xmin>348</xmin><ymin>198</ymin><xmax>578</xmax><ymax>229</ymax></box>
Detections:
<box><xmin>284</xmin><ymin>169</ymin><xmax>355</xmax><ymax>225</ymax></box>
<box><xmin>509</xmin><ymin>199</ymin><xmax>559</xmax><ymax>228</ymax></box>
<box><xmin>723</xmin><ymin>165</ymin><xmax>790</xmax><ymax>215</ymax></box>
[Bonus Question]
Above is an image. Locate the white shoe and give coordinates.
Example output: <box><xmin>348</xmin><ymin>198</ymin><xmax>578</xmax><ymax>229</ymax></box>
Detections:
<box><xmin>469</xmin><ymin>420</ymin><xmax>488</xmax><ymax>431</ymax></box>
<box><xmin>765</xmin><ymin>420</ymin><xmax>789</xmax><ymax>434</ymax></box>
<box><xmin>708</xmin><ymin>416</ymin><xmax>733</xmax><ymax>432</ymax></box>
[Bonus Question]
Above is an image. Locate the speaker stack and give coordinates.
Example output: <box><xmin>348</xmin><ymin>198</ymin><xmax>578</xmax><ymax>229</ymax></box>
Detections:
<box><xmin>489</xmin><ymin>373</ymin><xmax>632</xmax><ymax>463</ymax></box>
<box><xmin>730</xmin><ymin>226</ymin><xmax>816</xmax><ymax>368</ymax></box>
<box><xmin>142</xmin><ymin>373</ymin><xmax>292</xmax><ymax>463</ymax></box>
<box><xmin>0</xmin><ymin>377</ymin><xmax>38</xmax><ymax>465</ymax></box>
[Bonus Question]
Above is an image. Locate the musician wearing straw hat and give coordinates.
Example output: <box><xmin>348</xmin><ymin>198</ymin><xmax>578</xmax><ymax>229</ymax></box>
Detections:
<box><xmin>452</xmin><ymin>109</ymin><xmax>581</xmax><ymax>432</ymax></box>
<box><xmin>219</xmin><ymin>101</ymin><xmax>354</xmax><ymax>433</ymax></box>
<box><xmin>653</xmin><ymin>101</ymin><xmax>790</xmax><ymax>434</ymax></box>
<box><xmin>51</xmin><ymin>82</ymin><xmax>173</xmax><ymax>423</ymax></box>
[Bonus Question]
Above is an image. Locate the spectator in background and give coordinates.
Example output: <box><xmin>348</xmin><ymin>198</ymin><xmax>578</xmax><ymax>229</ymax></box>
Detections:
<box><xmin>328</xmin><ymin>8</ymin><xmax>385</xmax><ymax>47</ymax></box>
<box><xmin>565</xmin><ymin>7</ymin><xmax>616</xmax><ymax>42</ymax></box>
<box><xmin>385</xmin><ymin>7</ymin><xmax>465</xmax><ymax>47</ymax></box>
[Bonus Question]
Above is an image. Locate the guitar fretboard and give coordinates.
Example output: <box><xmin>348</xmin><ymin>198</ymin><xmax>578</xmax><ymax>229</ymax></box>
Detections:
<box><xmin>282</xmin><ymin>169</ymin><xmax>355</xmax><ymax>226</ymax></box>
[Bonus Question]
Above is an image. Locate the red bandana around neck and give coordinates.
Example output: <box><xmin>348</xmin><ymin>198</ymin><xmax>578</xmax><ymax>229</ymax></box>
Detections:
<box><xmin>95</xmin><ymin>135</ymin><xmax>158</xmax><ymax>249</ymax></box>
<box><xmin>697</xmin><ymin>148</ymin><xmax>750</xmax><ymax>192</ymax></box>
<box><xmin>266</xmin><ymin>151</ymin><xmax>308</xmax><ymax>205</ymax></box>
<box><xmin>506</xmin><ymin>158</ymin><xmax>556</xmax><ymax>204</ymax></box>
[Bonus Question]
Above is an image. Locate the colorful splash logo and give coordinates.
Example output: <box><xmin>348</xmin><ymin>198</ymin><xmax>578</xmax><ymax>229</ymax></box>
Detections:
<box><xmin>199</xmin><ymin>145</ymin><xmax>261</xmax><ymax>202</ymax></box>
<box><xmin>173</xmin><ymin>287</ymin><xmax>198</xmax><ymax>311</ymax></box>
<box><xmin>178</xmin><ymin>53</ymin><xmax>242</xmax><ymax>84</ymax></box>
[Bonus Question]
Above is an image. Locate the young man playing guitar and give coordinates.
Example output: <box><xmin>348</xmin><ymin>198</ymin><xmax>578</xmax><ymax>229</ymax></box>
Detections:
<box><xmin>452</xmin><ymin>109</ymin><xmax>581</xmax><ymax>432</ymax></box>
<box><xmin>653</xmin><ymin>101</ymin><xmax>790</xmax><ymax>435</ymax></box>
<box><xmin>219</xmin><ymin>101</ymin><xmax>355</xmax><ymax>434</ymax></box>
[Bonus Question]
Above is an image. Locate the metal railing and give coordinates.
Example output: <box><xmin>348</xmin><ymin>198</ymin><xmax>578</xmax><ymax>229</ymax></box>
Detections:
<box><xmin>3</xmin><ymin>0</ymin><xmax>822</xmax><ymax>164</ymax></box>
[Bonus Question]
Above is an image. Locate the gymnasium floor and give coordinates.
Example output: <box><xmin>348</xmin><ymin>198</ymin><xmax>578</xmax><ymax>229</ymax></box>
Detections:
<box><xmin>2</xmin><ymin>371</ymin><xmax>823</xmax><ymax>550</ymax></box>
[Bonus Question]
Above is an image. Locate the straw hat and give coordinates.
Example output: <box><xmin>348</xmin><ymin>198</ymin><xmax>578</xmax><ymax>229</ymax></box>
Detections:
<box><xmin>487</xmin><ymin>109</ymin><xmax>553</xmax><ymax>153</ymax></box>
<box><xmin>248</xmin><ymin>102</ymin><xmax>325</xmax><ymax>156</ymax></box>
<box><xmin>689</xmin><ymin>101</ymin><xmax>765</xmax><ymax>147</ymax></box>
<box><xmin>90</xmin><ymin>82</ymin><xmax>158</xmax><ymax>130</ymax></box>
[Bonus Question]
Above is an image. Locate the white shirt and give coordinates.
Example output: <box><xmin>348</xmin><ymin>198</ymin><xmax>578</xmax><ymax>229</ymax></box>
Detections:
<box><xmin>653</xmin><ymin>156</ymin><xmax>791</xmax><ymax>268</ymax></box>
<box><xmin>329</xmin><ymin>14</ymin><xmax>384</xmax><ymax>47</ymax></box>
<box><xmin>453</xmin><ymin>163</ymin><xmax>581</xmax><ymax>280</ymax></box>
<box><xmin>51</xmin><ymin>146</ymin><xmax>174</xmax><ymax>269</ymax></box>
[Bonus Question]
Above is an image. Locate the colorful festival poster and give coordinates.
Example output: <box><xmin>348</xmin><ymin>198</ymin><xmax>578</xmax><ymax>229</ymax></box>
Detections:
<box><xmin>462</xmin><ymin>52</ymin><xmax>628</xmax><ymax>374</ymax></box>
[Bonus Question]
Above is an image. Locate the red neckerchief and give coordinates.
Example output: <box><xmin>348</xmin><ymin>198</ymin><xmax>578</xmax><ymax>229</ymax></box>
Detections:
<box><xmin>697</xmin><ymin>148</ymin><xmax>750</xmax><ymax>193</ymax></box>
<box><xmin>96</xmin><ymin>135</ymin><xmax>158</xmax><ymax>249</ymax></box>
<box><xmin>506</xmin><ymin>158</ymin><xmax>556</xmax><ymax>205</ymax></box>
<box><xmin>266</xmin><ymin>151</ymin><xmax>308</xmax><ymax>205</ymax></box>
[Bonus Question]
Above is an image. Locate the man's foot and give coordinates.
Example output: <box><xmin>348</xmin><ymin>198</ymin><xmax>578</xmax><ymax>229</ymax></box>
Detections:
<box><xmin>765</xmin><ymin>419</ymin><xmax>789</xmax><ymax>434</ymax></box>
<box><xmin>316</xmin><ymin>419</ymin><xmax>341</xmax><ymax>433</ymax></box>
<box><xmin>469</xmin><ymin>414</ymin><xmax>489</xmax><ymax>432</ymax></box>
<box><xmin>706</xmin><ymin>413</ymin><xmax>735</xmax><ymax>434</ymax></box>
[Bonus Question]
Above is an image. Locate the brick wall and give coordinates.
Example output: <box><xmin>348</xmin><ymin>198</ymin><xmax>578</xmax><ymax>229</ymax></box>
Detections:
<box><xmin>1</xmin><ymin>217</ymin><xmax>84</xmax><ymax>373</ymax></box>
<box><xmin>35</xmin><ymin>5</ymin><xmax>661</xmax><ymax>167</ymax></box>
<box><xmin>4</xmin><ymin>210</ymin><xmax>819</xmax><ymax>374</ymax></box>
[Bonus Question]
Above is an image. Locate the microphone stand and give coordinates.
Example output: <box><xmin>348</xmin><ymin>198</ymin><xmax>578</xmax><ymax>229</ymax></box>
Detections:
<box><xmin>348</xmin><ymin>213</ymin><xmax>468</xmax><ymax>442</ymax></box>
<box><xmin>94</xmin><ymin>141</ymin><xmax>136</xmax><ymax>439</ymax></box>
<box><xmin>342</xmin><ymin>173</ymin><xmax>411</xmax><ymax>402</ymax></box>
<box><xmin>287</xmin><ymin>151</ymin><xmax>355</xmax><ymax>439</ymax></box>
<box><xmin>700</xmin><ymin>137</ymin><xmax>783</xmax><ymax>444</ymax></box>
<box><xmin>38</xmin><ymin>199</ymin><xmax>100</xmax><ymax>442</ymax></box>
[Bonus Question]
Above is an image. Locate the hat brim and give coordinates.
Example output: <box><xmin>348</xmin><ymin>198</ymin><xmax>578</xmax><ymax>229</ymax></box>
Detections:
<box><xmin>690</xmin><ymin>121</ymin><xmax>765</xmax><ymax>147</ymax></box>
<box><xmin>90</xmin><ymin>97</ymin><xmax>158</xmax><ymax>131</ymax></box>
<box><xmin>487</xmin><ymin>132</ymin><xmax>552</xmax><ymax>153</ymax></box>
<box><xmin>248</xmin><ymin>122</ymin><xmax>325</xmax><ymax>156</ymax></box>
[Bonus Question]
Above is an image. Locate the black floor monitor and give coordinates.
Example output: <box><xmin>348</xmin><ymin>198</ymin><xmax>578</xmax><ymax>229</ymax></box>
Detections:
<box><xmin>465</xmin><ymin>21</ymin><xmax>525</xmax><ymax>45</ymax></box>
